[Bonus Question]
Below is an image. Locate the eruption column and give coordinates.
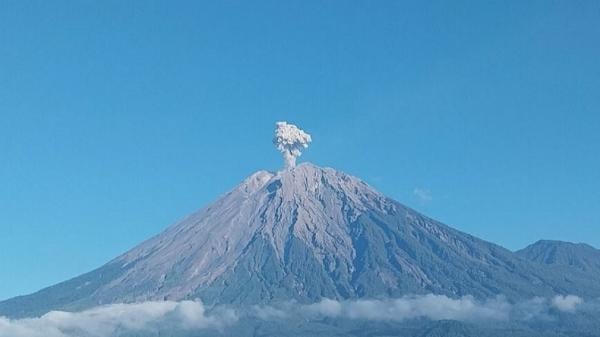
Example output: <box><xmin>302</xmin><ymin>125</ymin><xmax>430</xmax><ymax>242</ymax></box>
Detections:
<box><xmin>273</xmin><ymin>121</ymin><xmax>312</xmax><ymax>169</ymax></box>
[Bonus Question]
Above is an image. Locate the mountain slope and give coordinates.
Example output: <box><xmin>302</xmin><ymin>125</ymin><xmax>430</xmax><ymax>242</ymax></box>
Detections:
<box><xmin>2</xmin><ymin>163</ymin><xmax>600</xmax><ymax>318</ymax></box>
<box><xmin>517</xmin><ymin>240</ymin><xmax>600</xmax><ymax>273</ymax></box>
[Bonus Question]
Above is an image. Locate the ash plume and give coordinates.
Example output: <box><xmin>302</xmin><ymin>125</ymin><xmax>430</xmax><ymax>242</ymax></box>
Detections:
<box><xmin>273</xmin><ymin>121</ymin><xmax>312</xmax><ymax>168</ymax></box>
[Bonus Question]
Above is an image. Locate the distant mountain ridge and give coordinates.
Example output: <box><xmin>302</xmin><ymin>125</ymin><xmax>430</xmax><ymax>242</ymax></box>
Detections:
<box><xmin>2</xmin><ymin>163</ymin><xmax>600</xmax><ymax>319</ymax></box>
<box><xmin>517</xmin><ymin>240</ymin><xmax>600</xmax><ymax>273</ymax></box>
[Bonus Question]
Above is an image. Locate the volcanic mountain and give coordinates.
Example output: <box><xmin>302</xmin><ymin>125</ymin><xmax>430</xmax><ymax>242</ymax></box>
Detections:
<box><xmin>2</xmin><ymin>163</ymin><xmax>600</xmax><ymax>318</ymax></box>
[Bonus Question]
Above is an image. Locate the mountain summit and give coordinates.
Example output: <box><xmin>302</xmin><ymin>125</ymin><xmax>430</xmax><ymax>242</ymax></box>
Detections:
<box><xmin>2</xmin><ymin>163</ymin><xmax>600</xmax><ymax>318</ymax></box>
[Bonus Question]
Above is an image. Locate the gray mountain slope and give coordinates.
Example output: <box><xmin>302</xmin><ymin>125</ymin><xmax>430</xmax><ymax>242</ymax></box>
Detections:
<box><xmin>2</xmin><ymin>163</ymin><xmax>600</xmax><ymax>318</ymax></box>
<box><xmin>517</xmin><ymin>240</ymin><xmax>600</xmax><ymax>274</ymax></box>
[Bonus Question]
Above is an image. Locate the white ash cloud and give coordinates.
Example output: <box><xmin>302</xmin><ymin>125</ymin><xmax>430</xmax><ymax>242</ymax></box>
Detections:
<box><xmin>0</xmin><ymin>300</ymin><xmax>236</xmax><ymax>337</ymax></box>
<box><xmin>273</xmin><ymin>121</ymin><xmax>312</xmax><ymax>169</ymax></box>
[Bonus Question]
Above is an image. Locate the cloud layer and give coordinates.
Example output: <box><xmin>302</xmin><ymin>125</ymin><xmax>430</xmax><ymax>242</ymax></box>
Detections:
<box><xmin>255</xmin><ymin>294</ymin><xmax>585</xmax><ymax>323</ymax></box>
<box><xmin>304</xmin><ymin>295</ymin><xmax>510</xmax><ymax>322</ymax></box>
<box><xmin>0</xmin><ymin>295</ymin><xmax>586</xmax><ymax>337</ymax></box>
<box><xmin>0</xmin><ymin>300</ymin><xmax>236</xmax><ymax>337</ymax></box>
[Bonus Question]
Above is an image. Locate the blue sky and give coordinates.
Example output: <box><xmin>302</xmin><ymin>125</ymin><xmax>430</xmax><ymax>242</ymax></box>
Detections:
<box><xmin>1</xmin><ymin>1</ymin><xmax>599</xmax><ymax>300</ymax></box>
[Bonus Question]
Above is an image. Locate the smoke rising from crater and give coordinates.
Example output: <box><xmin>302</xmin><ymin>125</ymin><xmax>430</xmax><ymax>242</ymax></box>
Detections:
<box><xmin>273</xmin><ymin>121</ymin><xmax>312</xmax><ymax>168</ymax></box>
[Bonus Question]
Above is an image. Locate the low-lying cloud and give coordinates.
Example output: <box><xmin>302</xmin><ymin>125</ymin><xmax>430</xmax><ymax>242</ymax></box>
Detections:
<box><xmin>304</xmin><ymin>295</ymin><xmax>510</xmax><ymax>322</ymax></box>
<box><xmin>254</xmin><ymin>294</ymin><xmax>586</xmax><ymax>323</ymax></box>
<box><xmin>0</xmin><ymin>300</ymin><xmax>236</xmax><ymax>337</ymax></box>
<box><xmin>0</xmin><ymin>295</ymin><xmax>587</xmax><ymax>337</ymax></box>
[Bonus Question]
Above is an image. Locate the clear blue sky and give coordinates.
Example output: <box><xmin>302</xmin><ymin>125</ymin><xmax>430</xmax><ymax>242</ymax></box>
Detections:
<box><xmin>1</xmin><ymin>1</ymin><xmax>599</xmax><ymax>301</ymax></box>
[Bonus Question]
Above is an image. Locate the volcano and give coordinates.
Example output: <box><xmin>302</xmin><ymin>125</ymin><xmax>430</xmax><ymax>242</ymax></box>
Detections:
<box><xmin>2</xmin><ymin>163</ymin><xmax>600</xmax><ymax>318</ymax></box>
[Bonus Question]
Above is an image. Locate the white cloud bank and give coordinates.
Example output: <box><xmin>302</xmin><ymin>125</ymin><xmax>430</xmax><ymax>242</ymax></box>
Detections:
<box><xmin>256</xmin><ymin>294</ymin><xmax>586</xmax><ymax>323</ymax></box>
<box><xmin>0</xmin><ymin>300</ymin><xmax>236</xmax><ymax>337</ymax></box>
<box><xmin>0</xmin><ymin>295</ymin><xmax>586</xmax><ymax>337</ymax></box>
<box><xmin>304</xmin><ymin>295</ymin><xmax>510</xmax><ymax>322</ymax></box>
